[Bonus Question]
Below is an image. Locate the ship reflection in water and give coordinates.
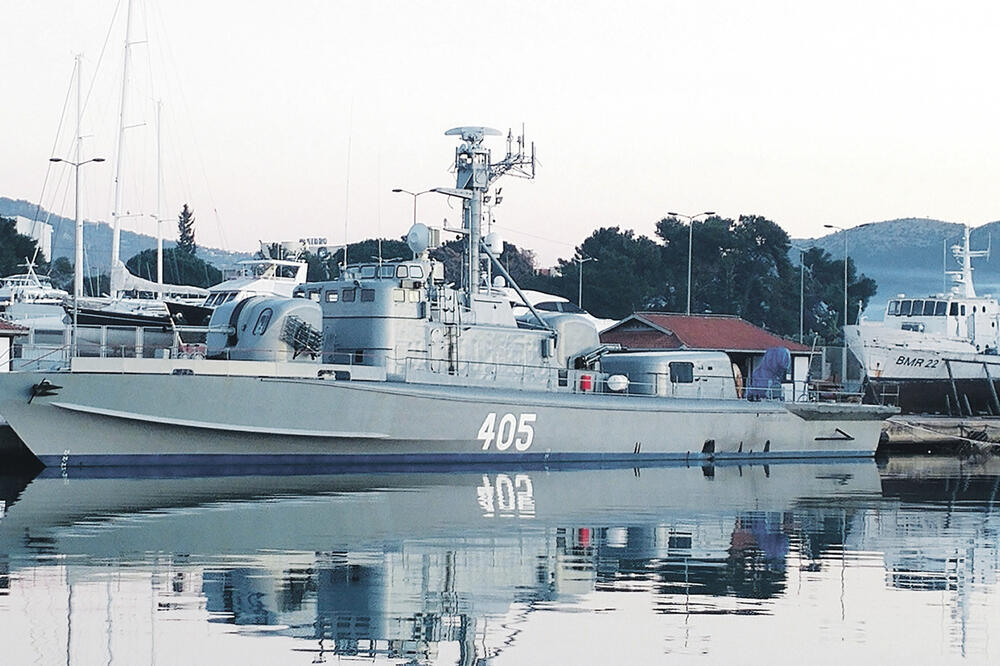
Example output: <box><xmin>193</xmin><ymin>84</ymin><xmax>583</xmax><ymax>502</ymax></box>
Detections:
<box><xmin>0</xmin><ymin>458</ymin><xmax>998</xmax><ymax>664</ymax></box>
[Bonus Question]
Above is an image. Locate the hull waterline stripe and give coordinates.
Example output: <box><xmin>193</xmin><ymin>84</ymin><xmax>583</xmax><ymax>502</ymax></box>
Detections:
<box><xmin>37</xmin><ymin>450</ymin><xmax>877</xmax><ymax>468</ymax></box>
<box><xmin>49</xmin><ymin>401</ymin><xmax>390</xmax><ymax>439</ymax></box>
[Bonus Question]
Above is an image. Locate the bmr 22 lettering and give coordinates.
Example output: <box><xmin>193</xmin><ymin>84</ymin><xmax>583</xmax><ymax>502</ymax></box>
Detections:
<box><xmin>477</xmin><ymin>412</ymin><xmax>536</xmax><ymax>451</ymax></box>
<box><xmin>895</xmin><ymin>356</ymin><xmax>939</xmax><ymax>369</ymax></box>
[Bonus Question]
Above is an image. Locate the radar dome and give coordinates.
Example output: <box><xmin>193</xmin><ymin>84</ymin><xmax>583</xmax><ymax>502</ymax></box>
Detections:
<box><xmin>485</xmin><ymin>232</ymin><xmax>503</xmax><ymax>255</ymax></box>
<box><xmin>406</xmin><ymin>223</ymin><xmax>431</xmax><ymax>256</ymax></box>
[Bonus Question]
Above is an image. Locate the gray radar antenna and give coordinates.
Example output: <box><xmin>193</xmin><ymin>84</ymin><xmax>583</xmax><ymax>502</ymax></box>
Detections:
<box><xmin>443</xmin><ymin>125</ymin><xmax>535</xmax><ymax>297</ymax></box>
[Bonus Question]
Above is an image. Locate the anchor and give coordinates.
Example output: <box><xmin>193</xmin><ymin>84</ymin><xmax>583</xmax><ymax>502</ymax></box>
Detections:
<box><xmin>28</xmin><ymin>378</ymin><xmax>62</xmax><ymax>404</ymax></box>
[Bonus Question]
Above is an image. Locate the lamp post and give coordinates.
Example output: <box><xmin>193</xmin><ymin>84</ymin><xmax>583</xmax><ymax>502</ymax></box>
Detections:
<box><xmin>792</xmin><ymin>246</ymin><xmax>810</xmax><ymax>344</ymax></box>
<box><xmin>573</xmin><ymin>255</ymin><xmax>597</xmax><ymax>309</ymax></box>
<box><xmin>50</xmin><ymin>156</ymin><xmax>106</xmax><ymax>358</ymax></box>
<box><xmin>391</xmin><ymin>188</ymin><xmax>435</xmax><ymax>224</ymax></box>
<box><xmin>668</xmin><ymin>211</ymin><xmax>715</xmax><ymax>315</ymax></box>
<box><xmin>823</xmin><ymin>224</ymin><xmax>849</xmax><ymax>385</ymax></box>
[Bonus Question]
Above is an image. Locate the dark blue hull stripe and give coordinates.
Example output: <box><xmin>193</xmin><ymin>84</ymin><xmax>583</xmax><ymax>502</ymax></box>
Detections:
<box><xmin>38</xmin><ymin>449</ymin><xmax>875</xmax><ymax>469</ymax></box>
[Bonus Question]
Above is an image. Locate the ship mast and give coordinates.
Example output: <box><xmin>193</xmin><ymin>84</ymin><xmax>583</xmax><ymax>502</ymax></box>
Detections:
<box><xmin>947</xmin><ymin>225</ymin><xmax>989</xmax><ymax>299</ymax></box>
<box><xmin>444</xmin><ymin>126</ymin><xmax>535</xmax><ymax>300</ymax></box>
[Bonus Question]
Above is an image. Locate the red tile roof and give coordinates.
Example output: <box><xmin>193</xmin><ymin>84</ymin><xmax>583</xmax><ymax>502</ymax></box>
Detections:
<box><xmin>0</xmin><ymin>320</ymin><xmax>29</xmax><ymax>336</ymax></box>
<box><xmin>601</xmin><ymin>312</ymin><xmax>809</xmax><ymax>353</ymax></box>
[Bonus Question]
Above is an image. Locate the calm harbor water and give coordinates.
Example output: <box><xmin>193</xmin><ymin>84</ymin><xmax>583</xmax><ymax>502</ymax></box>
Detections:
<box><xmin>0</xmin><ymin>456</ymin><xmax>998</xmax><ymax>665</ymax></box>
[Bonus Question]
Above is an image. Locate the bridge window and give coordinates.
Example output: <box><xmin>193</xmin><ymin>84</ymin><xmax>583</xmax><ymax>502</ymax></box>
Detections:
<box><xmin>888</xmin><ymin>300</ymin><xmax>899</xmax><ymax>316</ymax></box>
<box><xmin>950</xmin><ymin>302</ymin><xmax>958</xmax><ymax>316</ymax></box>
<box><xmin>898</xmin><ymin>300</ymin><xmax>912</xmax><ymax>316</ymax></box>
<box><xmin>361</xmin><ymin>289</ymin><xmax>375</xmax><ymax>302</ymax></box>
<box><xmin>359</xmin><ymin>266</ymin><xmax>377</xmax><ymax>279</ymax></box>
<box><xmin>396</xmin><ymin>265</ymin><xmax>409</xmax><ymax>278</ymax></box>
<box><xmin>380</xmin><ymin>265</ymin><xmax>395</xmax><ymax>278</ymax></box>
<box><xmin>410</xmin><ymin>266</ymin><xmax>424</xmax><ymax>279</ymax></box>
<box><xmin>962</xmin><ymin>304</ymin><xmax>966</xmax><ymax>315</ymax></box>
<box><xmin>934</xmin><ymin>301</ymin><xmax>947</xmax><ymax>316</ymax></box>
<box><xmin>669</xmin><ymin>361</ymin><xmax>694</xmax><ymax>383</ymax></box>
<box><xmin>922</xmin><ymin>301</ymin><xmax>936</xmax><ymax>316</ymax></box>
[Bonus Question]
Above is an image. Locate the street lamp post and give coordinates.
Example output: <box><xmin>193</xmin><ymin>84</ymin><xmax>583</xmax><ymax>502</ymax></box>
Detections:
<box><xmin>668</xmin><ymin>211</ymin><xmax>715</xmax><ymax>315</ymax></box>
<box><xmin>792</xmin><ymin>246</ymin><xmax>809</xmax><ymax>344</ymax></box>
<box><xmin>50</xmin><ymin>156</ymin><xmax>106</xmax><ymax>358</ymax></box>
<box><xmin>823</xmin><ymin>224</ymin><xmax>849</xmax><ymax>385</ymax></box>
<box><xmin>573</xmin><ymin>255</ymin><xmax>597</xmax><ymax>308</ymax></box>
<box><xmin>392</xmin><ymin>188</ymin><xmax>435</xmax><ymax>224</ymax></box>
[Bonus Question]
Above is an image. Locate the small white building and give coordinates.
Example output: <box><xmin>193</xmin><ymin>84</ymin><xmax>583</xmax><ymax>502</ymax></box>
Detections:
<box><xmin>14</xmin><ymin>216</ymin><xmax>54</xmax><ymax>262</ymax></box>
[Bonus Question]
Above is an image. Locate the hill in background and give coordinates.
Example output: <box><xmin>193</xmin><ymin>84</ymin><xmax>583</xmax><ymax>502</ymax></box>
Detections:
<box><xmin>0</xmin><ymin>197</ymin><xmax>250</xmax><ymax>274</ymax></box>
<box><xmin>7</xmin><ymin>195</ymin><xmax>1000</xmax><ymax>322</ymax></box>
<box><xmin>799</xmin><ymin>218</ymin><xmax>1000</xmax><ymax>319</ymax></box>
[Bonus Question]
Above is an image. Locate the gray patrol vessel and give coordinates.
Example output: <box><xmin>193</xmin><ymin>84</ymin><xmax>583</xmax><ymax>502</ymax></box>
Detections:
<box><xmin>0</xmin><ymin>127</ymin><xmax>895</xmax><ymax>467</ymax></box>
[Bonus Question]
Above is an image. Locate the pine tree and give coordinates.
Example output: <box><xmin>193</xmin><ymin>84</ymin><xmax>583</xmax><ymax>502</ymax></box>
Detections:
<box><xmin>177</xmin><ymin>204</ymin><xmax>196</xmax><ymax>255</ymax></box>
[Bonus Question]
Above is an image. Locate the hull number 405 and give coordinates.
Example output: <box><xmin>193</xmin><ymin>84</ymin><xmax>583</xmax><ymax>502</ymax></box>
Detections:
<box><xmin>478</xmin><ymin>412</ymin><xmax>536</xmax><ymax>451</ymax></box>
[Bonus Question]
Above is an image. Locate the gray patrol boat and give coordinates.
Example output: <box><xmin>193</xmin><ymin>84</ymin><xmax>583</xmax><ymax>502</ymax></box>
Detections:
<box><xmin>0</xmin><ymin>127</ymin><xmax>895</xmax><ymax>467</ymax></box>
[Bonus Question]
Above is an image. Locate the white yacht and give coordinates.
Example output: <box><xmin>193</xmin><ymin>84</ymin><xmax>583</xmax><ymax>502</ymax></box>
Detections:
<box><xmin>846</xmin><ymin>225</ymin><xmax>1000</xmax><ymax>415</ymax></box>
<box><xmin>166</xmin><ymin>253</ymin><xmax>308</xmax><ymax>327</ymax></box>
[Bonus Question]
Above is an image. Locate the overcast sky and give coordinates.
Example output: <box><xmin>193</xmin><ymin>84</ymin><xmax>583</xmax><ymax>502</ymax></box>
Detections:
<box><xmin>4</xmin><ymin>0</ymin><xmax>999</xmax><ymax>265</ymax></box>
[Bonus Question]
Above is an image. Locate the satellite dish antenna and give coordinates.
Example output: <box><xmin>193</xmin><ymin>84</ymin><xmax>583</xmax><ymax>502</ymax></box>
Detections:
<box><xmin>406</xmin><ymin>223</ymin><xmax>431</xmax><ymax>257</ymax></box>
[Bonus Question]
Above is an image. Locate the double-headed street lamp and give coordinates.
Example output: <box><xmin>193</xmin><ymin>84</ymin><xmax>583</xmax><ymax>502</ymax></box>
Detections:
<box><xmin>573</xmin><ymin>255</ymin><xmax>597</xmax><ymax>309</ymax></box>
<box><xmin>391</xmin><ymin>188</ymin><xmax>435</xmax><ymax>224</ymax></box>
<box><xmin>668</xmin><ymin>211</ymin><xmax>715</xmax><ymax>315</ymax></box>
<box><xmin>50</xmin><ymin>156</ymin><xmax>106</xmax><ymax>357</ymax></box>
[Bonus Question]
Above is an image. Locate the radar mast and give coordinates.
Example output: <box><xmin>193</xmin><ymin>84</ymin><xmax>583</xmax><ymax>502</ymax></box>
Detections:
<box><xmin>444</xmin><ymin>126</ymin><xmax>535</xmax><ymax>299</ymax></box>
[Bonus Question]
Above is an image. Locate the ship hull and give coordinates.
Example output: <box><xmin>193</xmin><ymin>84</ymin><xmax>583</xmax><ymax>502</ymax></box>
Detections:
<box><xmin>0</xmin><ymin>364</ymin><xmax>892</xmax><ymax>467</ymax></box>
<box><xmin>847</xmin><ymin>324</ymin><xmax>1000</xmax><ymax>414</ymax></box>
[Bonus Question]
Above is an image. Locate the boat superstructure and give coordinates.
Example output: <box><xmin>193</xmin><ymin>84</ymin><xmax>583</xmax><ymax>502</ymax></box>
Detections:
<box><xmin>0</xmin><ymin>127</ymin><xmax>895</xmax><ymax>466</ymax></box>
<box><xmin>847</xmin><ymin>225</ymin><xmax>1000</xmax><ymax>414</ymax></box>
<box><xmin>166</xmin><ymin>251</ymin><xmax>308</xmax><ymax>327</ymax></box>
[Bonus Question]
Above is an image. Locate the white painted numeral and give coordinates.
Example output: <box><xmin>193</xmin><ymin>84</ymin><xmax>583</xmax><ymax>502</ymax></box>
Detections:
<box><xmin>478</xmin><ymin>412</ymin><xmax>497</xmax><ymax>450</ymax></box>
<box><xmin>515</xmin><ymin>413</ymin><xmax>536</xmax><ymax>451</ymax></box>
<box><xmin>496</xmin><ymin>413</ymin><xmax>517</xmax><ymax>450</ymax></box>
<box><xmin>478</xmin><ymin>412</ymin><xmax>537</xmax><ymax>451</ymax></box>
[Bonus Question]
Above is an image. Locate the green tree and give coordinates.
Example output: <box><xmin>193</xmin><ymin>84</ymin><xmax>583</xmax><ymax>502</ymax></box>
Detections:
<box><xmin>797</xmin><ymin>247</ymin><xmax>876</xmax><ymax>344</ymax></box>
<box><xmin>0</xmin><ymin>216</ymin><xmax>45</xmax><ymax>276</ymax></box>
<box><xmin>177</xmin><ymin>204</ymin><xmax>196</xmax><ymax>255</ymax></box>
<box><xmin>526</xmin><ymin>227</ymin><xmax>665</xmax><ymax>319</ymax></box>
<box><xmin>45</xmin><ymin>256</ymin><xmax>75</xmax><ymax>291</ymax></box>
<box><xmin>126</xmin><ymin>248</ymin><xmax>221</xmax><ymax>288</ymax></box>
<box><xmin>654</xmin><ymin>214</ymin><xmax>799</xmax><ymax>332</ymax></box>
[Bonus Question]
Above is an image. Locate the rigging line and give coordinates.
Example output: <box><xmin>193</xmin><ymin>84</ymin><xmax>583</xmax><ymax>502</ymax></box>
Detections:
<box><xmin>149</xmin><ymin>0</ymin><xmax>225</xmax><ymax>252</ymax></box>
<box><xmin>489</xmin><ymin>223</ymin><xmax>579</xmax><ymax>249</ymax></box>
<box><xmin>81</xmin><ymin>0</ymin><xmax>123</xmax><ymax>118</ymax></box>
<box><xmin>33</xmin><ymin>58</ymin><xmax>78</xmax><ymax>264</ymax></box>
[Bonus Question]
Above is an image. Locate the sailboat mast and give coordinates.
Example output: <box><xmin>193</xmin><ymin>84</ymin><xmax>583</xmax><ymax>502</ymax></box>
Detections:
<box><xmin>110</xmin><ymin>0</ymin><xmax>134</xmax><ymax>299</ymax></box>
<box><xmin>73</xmin><ymin>54</ymin><xmax>84</xmax><ymax>300</ymax></box>
<box><xmin>156</xmin><ymin>99</ymin><xmax>163</xmax><ymax>287</ymax></box>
